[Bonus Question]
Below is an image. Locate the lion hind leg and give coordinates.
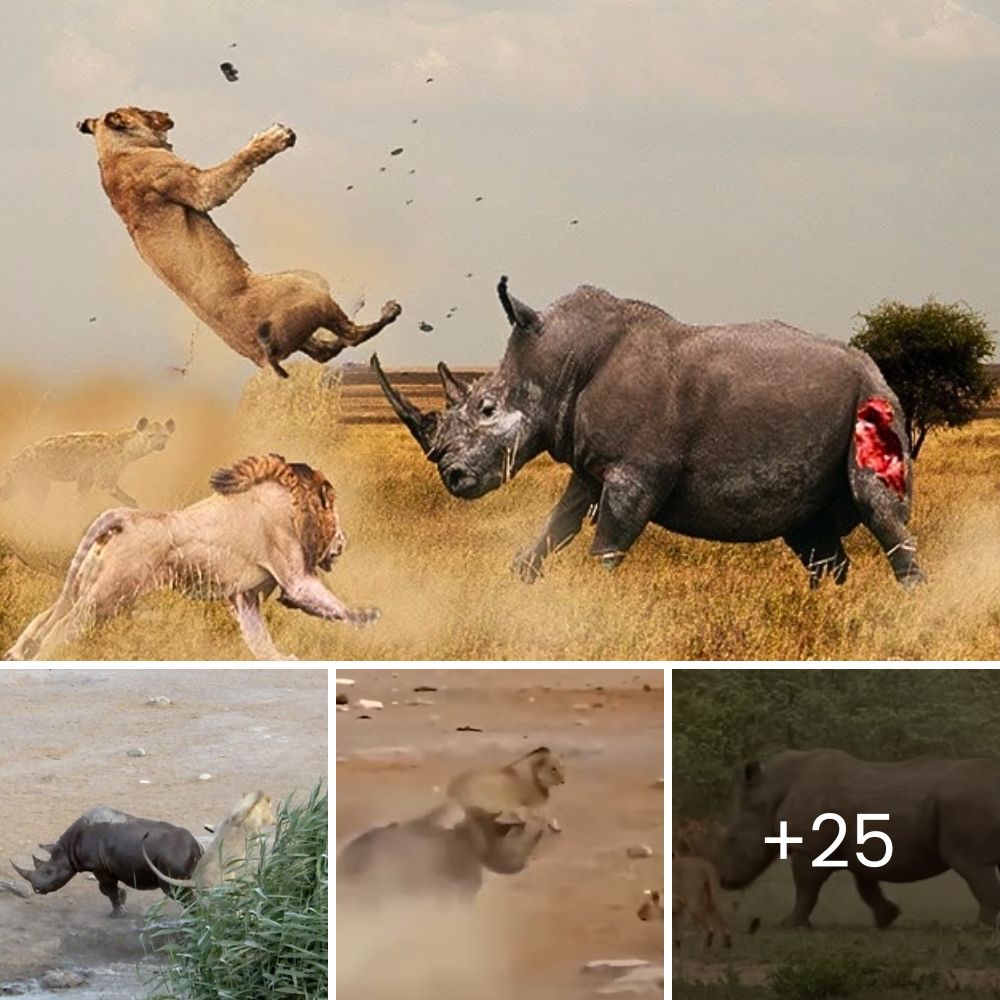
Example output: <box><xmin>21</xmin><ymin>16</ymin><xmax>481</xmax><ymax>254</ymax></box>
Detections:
<box><xmin>303</xmin><ymin>299</ymin><xmax>402</xmax><ymax>360</ymax></box>
<box><xmin>256</xmin><ymin>323</ymin><xmax>290</xmax><ymax>378</ymax></box>
<box><xmin>7</xmin><ymin>510</ymin><xmax>132</xmax><ymax>659</ymax></box>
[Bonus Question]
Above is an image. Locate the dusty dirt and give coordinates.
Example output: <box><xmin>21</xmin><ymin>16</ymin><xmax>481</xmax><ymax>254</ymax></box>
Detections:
<box><xmin>0</xmin><ymin>668</ymin><xmax>327</xmax><ymax>982</ymax></box>
<box><xmin>335</xmin><ymin>667</ymin><xmax>665</xmax><ymax>1000</ymax></box>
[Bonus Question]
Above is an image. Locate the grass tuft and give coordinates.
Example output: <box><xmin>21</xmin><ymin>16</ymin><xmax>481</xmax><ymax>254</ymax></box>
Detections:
<box><xmin>144</xmin><ymin>780</ymin><xmax>328</xmax><ymax>1000</ymax></box>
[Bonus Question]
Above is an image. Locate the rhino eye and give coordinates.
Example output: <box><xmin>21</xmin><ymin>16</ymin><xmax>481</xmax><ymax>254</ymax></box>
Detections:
<box><xmin>480</xmin><ymin>400</ymin><xmax>496</xmax><ymax>418</ymax></box>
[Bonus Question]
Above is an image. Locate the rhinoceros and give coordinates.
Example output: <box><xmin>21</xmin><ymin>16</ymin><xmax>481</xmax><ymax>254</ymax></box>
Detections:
<box><xmin>337</xmin><ymin>804</ymin><xmax>545</xmax><ymax>904</ymax></box>
<box><xmin>372</xmin><ymin>278</ymin><xmax>924</xmax><ymax>588</ymax></box>
<box><xmin>715</xmin><ymin>749</ymin><xmax>1000</xmax><ymax>928</ymax></box>
<box><xmin>10</xmin><ymin>806</ymin><xmax>201</xmax><ymax>917</ymax></box>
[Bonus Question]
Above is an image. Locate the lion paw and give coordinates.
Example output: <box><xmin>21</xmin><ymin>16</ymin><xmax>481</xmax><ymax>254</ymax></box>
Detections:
<box><xmin>348</xmin><ymin>607</ymin><xmax>381</xmax><ymax>628</ymax></box>
<box><xmin>251</xmin><ymin>124</ymin><xmax>296</xmax><ymax>158</ymax></box>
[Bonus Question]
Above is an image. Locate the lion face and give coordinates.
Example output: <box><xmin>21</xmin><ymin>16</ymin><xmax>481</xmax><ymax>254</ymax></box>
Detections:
<box><xmin>538</xmin><ymin>755</ymin><xmax>566</xmax><ymax>789</ymax></box>
<box><xmin>295</xmin><ymin>465</ymin><xmax>345</xmax><ymax>571</ymax></box>
<box><xmin>77</xmin><ymin>107</ymin><xmax>175</xmax><ymax>148</ymax></box>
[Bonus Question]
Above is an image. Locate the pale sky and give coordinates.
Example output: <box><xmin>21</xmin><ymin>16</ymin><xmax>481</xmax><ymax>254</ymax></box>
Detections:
<box><xmin>3</xmin><ymin>0</ymin><xmax>999</xmax><ymax>392</ymax></box>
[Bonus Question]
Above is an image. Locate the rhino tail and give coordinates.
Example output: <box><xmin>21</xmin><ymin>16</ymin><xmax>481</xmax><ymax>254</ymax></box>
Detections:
<box><xmin>142</xmin><ymin>840</ymin><xmax>195</xmax><ymax>889</ymax></box>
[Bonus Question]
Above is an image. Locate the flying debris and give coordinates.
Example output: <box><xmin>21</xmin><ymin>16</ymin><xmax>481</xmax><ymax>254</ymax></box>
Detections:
<box><xmin>570</xmin><ymin>219</ymin><xmax>579</xmax><ymax>225</ymax></box>
<box><xmin>418</xmin><ymin>321</ymin><xmax>434</xmax><ymax>333</ymax></box>
<box><xmin>464</xmin><ymin>272</ymin><xmax>473</xmax><ymax>278</ymax></box>
<box><xmin>219</xmin><ymin>62</ymin><xmax>239</xmax><ymax>82</ymax></box>
<box><xmin>228</xmin><ymin>42</ymin><xmax>237</xmax><ymax>48</ymax></box>
<box><xmin>390</xmin><ymin>147</ymin><xmax>404</xmax><ymax>156</ymax></box>
<box><xmin>411</xmin><ymin>118</ymin><xmax>418</xmax><ymax>124</ymax></box>
<box><xmin>405</xmin><ymin>199</ymin><xmax>413</xmax><ymax>205</ymax></box>
<box><xmin>346</xmin><ymin>184</ymin><xmax>354</xmax><ymax>191</ymax></box>
<box><xmin>474</xmin><ymin>196</ymin><xmax>483</xmax><ymax>202</ymax></box>
<box><xmin>408</xmin><ymin>169</ymin><xmax>416</xmax><ymax>175</ymax></box>
<box><xmin>88</xmin><ymin>316</ymin><xmax>96</xmax><ymax>322</ymax></box>
<box><xmin>426</xmin><ymin>77</ymin><xmax>434</xmax><ymax>83</ymax></box>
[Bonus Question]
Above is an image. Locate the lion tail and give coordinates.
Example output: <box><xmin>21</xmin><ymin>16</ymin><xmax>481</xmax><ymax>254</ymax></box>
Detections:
<box><xmin>51</xmin><ymin>509</ymin><xmax>130</xmax><ymax>611</ymax></box>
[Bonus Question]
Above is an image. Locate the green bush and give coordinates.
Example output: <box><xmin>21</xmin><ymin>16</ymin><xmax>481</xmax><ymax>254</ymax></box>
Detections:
<box><xmin>145</xmin><ymin>780</ymin><xmax>328</xmax><ymax>999</ymax></box>
<box><xmin>850</xmin><ymin>298</ymin><xmax>995</xmax><ymax>458</ymax></box>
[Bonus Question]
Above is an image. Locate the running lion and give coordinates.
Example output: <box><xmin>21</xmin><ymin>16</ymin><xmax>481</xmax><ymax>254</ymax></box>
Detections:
<box><xmin>4</xmin><ymin>454</ymin><xmax>379</xmax><ymax>661</ymax></box>
<box><xmin>76</xmin><ymin>106</ymin><xmax>401</xmax><ymax>375</ymax></box>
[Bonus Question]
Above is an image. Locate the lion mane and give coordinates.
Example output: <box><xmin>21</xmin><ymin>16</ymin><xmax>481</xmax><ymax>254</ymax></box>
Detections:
<box><xmin>210</xmin><ymin>453</ymin><xmax>339</xmax><ymax>570</ymax></box>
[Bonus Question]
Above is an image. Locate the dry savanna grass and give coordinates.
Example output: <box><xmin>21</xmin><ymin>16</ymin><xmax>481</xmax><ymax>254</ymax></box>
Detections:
<box><xmin>2</xmin><ymin>366</ymin><xmax>1000</xmax><ymax>660</ymax></box>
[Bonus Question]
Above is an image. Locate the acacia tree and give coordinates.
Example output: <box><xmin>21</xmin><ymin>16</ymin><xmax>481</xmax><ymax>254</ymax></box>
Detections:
<box><xmin>849</xmin><ymin>298</ymin><xmax>996</xmax><ymax>458</ymax></box>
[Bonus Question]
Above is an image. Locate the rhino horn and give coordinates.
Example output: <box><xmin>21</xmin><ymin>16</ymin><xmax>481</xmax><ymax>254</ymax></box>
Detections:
<box><xmin>497</xmin><ymin>275</ymin><xmax>539</xmax><ymax>332</ymax></box>
<box><xmin>370</xmin><ymin>354</ymin><xmax>439</xmax><ymax>455</ymax></box>
<box><xmin>437</xmin><ymin>362</ymin><xmax>470</xmax><ymax>406</ymax></box>
<box><xmin>11</xmin><ymin>860</ymin><xmax>36</xmax><ymax>884</ymax></box>
<box><xmin>38</xmin><ymin>843</ymin><xmax>56</xmax><ymax>854</ymax></box>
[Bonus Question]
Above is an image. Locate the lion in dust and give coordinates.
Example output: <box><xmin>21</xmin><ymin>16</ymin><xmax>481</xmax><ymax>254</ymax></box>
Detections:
<box><xmin>4</xmin><ymin>454</ymin><xmax>379</xmax><ymax>661</ymax></box>
<box><xmin>77</xmin><ymin>106</ymin><xmax>401</xmax><ymax>375</ymax></box>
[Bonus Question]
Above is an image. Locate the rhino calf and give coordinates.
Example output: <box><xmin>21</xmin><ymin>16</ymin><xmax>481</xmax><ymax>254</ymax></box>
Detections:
<box><xmin>11</xmin><ymin>806</ymin><xmax>201</xmax><ymax>917</ymax></box>
<box><xmin>375</xmin><ymin>277</ymin><xmax>924</xmax><ymax>589</ymax></box>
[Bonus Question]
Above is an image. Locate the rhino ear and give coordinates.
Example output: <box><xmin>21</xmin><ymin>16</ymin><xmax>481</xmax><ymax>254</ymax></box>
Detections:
<box><xmin>743</xmin><ymin>761</ymin><xmax>763</xmax><ymax>786</ymax></box>
<box><xmin>497</xmin><ymin>275</ymin><xmax>539</xmax><ymax>333</ymax></box>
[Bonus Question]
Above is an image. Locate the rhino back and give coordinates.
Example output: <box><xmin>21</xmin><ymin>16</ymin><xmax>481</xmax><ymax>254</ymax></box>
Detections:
<box><xmin>75</xmin><ymin>820</ymin><xmax>199</xmax><ymax>889</ymax></box>
<box><xmin>572</xmin><ymin>321</ymin><xmax>885</xmax><ymax>542</ymax></box>
<box><xmin>762</xmin><ymin>750</ymin><xmax>1000</xmax><ymax>877</ymax></box>
<box><xmin>338</xmin><ymin>821</ymin><xmax>482</xmax><ymax>901</ymax></box>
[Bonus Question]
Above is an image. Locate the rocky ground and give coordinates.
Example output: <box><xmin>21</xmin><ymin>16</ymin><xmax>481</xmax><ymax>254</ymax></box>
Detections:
<box><xmin>0</xmin><ymin>668</ymin><xmax>327</xmax><ymax>991</ymax></box>
<box><xmin>336</xmin><ymin>667</ymin><xmax>665</xmax><ymax>1000</ymax></box>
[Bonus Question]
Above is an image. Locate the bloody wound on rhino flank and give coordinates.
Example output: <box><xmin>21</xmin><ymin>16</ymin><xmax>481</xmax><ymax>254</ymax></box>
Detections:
<box><xmin>374</xmin><ymin>276</ymin><xmax>924</xmax><ymax>589</ymax></box>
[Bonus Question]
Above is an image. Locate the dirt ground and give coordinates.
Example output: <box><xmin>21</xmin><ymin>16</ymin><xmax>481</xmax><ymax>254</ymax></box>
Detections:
<box><xmin>0</xmin><ymin>668</ymin><xmax>327</xmax><ymax>983</ymax></box>
<box><xmin>335</xmin><ymin>667</ymin><xmax>665</xmax><ymax>1000</ymax></box>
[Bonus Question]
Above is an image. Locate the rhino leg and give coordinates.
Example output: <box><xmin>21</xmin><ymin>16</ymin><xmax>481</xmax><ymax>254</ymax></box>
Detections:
<box><xmin>783</xmin><ymin>516</ymin><xmax>850</xmax><ymax>589</ymax></box>
<box><xmin>589</xmin><ymin>467</ymin><xmax>666</xmax><ymax>570</ymax></box>
<box><xmin>950</xmin><ymin>860</ymin><xmax>1000</xmax><ymax>926</ymax></box>
<box><xmin>782</xmin><ymin>852</ymin><xmax>832</xmax><ymax>929</ymax></box>
<box><xmin>848</xmin><ymin>465</ymin><xmax>924</xmax><ymax>588</ymax></box>
<box><xmin>97</xmin><ymin>876</ymin><xmax>127</xmax><ymax>918</ymax></box>
<box><xmin>512</xmin><ymin>472</ymin><xmax>597</xmax><ymax>583</ymax></box>
<box><xmin>851</xmin><ymin>873</ymin><xmax>900</xmax><ymax>928</ymax></box>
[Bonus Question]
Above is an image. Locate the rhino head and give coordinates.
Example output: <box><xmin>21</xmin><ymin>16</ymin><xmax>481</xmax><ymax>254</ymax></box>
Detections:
<box><xmin>714</xmin><ymin>761</ymin><xmax>780</xmax><ymax>890</ymax></box>
<box><xmin>372</xmin><ymin>277</ymin><xmax>549</xmax><ymax>499</ymax></box>
<box><xmin>11</xmin><ymin>841</ymin><xmax>75</xmax><ymax>894</ymax></box>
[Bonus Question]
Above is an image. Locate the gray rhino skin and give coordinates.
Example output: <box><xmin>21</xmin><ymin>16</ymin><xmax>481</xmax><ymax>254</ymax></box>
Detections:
<box><xmin>337</xmin><ymin>805</ymin><xmax>544</xmax><ymax>903</ymax></box>
<box><xmin>10</xmin><ymin>806</ymin><xmax>201</xmax><ymax>917</ymax></box>
<box><xmin>715</xmin><ymin>749</ymin><xmax>1000</xmax><ymax>928</ymax></box>
<box><xmin>373</xmin><ymin>278</ymin><xmax>924</xmax><ymax>588</ymax></box>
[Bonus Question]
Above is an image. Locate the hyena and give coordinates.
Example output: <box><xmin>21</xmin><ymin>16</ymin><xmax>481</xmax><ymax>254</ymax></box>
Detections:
<box><xmin>0</xmin><ymin>417</ymin><xmax>175</xmax><ymax>508</ymax></box>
